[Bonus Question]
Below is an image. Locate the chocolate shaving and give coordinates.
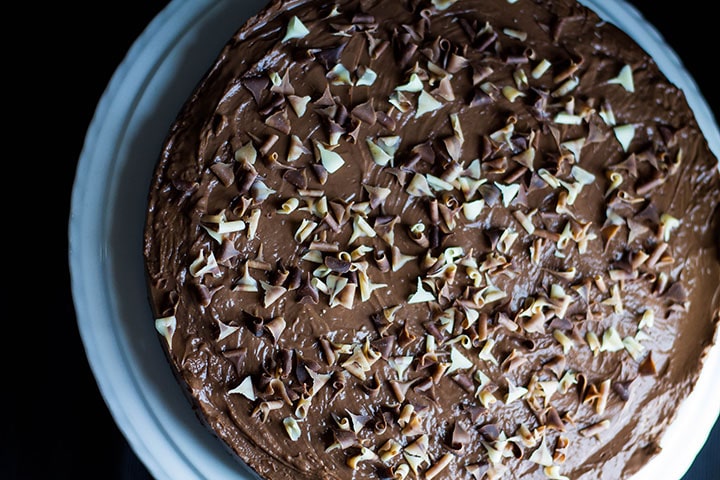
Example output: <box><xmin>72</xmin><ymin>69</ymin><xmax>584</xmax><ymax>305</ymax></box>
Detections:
<box><xmin>475</xmin><ymin>30</ymin><xmax>498</xmax><ymax>52</ymax></box>
<box><xmin>449</xmin><ymin>421</ymin><xmax>472</xmax><ymax>452</ymax></box>
<box><xmin>639</xmin><ymin>352</ymin><xmax>658</xmax><ymax>376</ymax></box>
<box><xmin>478</xmin><ymin>423</ymin><xmax>500</xmax><ymax>441</ymax></box>
<box><xmin>265</xmin><ymin>108</ymin><xmax>291</xmax><ymax>135</ymax></box>
<box><xmin>351</xmin><ymin>99</ymin><xmax>377</xmax><ymax>125</ymax></box>
<box><xmin>374</xmin><ymin>249</ymin><xmax>391</xmax><ymax>272</ymax></box>
<box><xmin>297</xmin><ymin>273</ymin><xmax>319</xmax><ymax>304</ymax></box>
<box><xmin>371</xmin><ymin>336</ymin><xmax>395</xmax><ymax>359</ymax></box>
<box><xmin>278</xmin><ymin>348</ymin><xmax>294</xmax><ymax>378</ymax></box>
<box><xmin>662</xmin><ymin>282</ymin><xmax>687</xmax><ymax>303</ymax></box>
<box><xmin>361</xmin><ymin>374</ymin><xmax>382</xmax><ymax>397</ymax></box>
<box><xmin>242</xmin><ymin>75</ymin><xmax>269</xmax><ymax>105</ymax></box>
<box><xmin>452</xmin><ymin>373</ymin><xmax>475</xmax><ymax>393</ymax></box>
<box><xmin>376</xmin><ymin>111</ymin><xmax>396</xmax><ymax>131</ymax></box>
<box><xmin>210</xmin><ymin>162</ymin><xmax>235</xmax><ymax>187</ymax></box>
<box><xmin>613</xmin><ymin>380</ymin><xmax>633</xmax><ymax>401</ymax></box>
<box><xmin>545</xmin><ymin>406</ymin><xmax>565</xmax><ymax>431</ymax></box>
<box><xmin>467</xmin><ymin>463</ymin><xmax>490</xmax><ymax>480</ymax></box>
<box><xmin>325</xmin><ymin>255</ymin><xmax>352</xmax><ymax>273</ymax></box>
<box><xmin>270</xmin><ymin>70</ymin><xmax>295</xmax><ymax>96</ymax></box>
<box><xmin>319</xmin><ymin>336</ymin><xmax>336</xmax><ymax>365</ymax></box>
<box><xmin>315</xmin><ymin>42</ymin><xmax>348</xmax><ymax>70</ymax></box>
<box><xmin>314</xmin><ymin>84</ymin><xmax>336</xmax><ymax>107</ymax></box>
<box><xmin>222</xmin><ymin>348</ymin><xmax>248</xmax><ymax>377</ymax></box>
<box><xmin>332</xmin><ymin>429</ymin><xmax>358</xmax><ymax>450</ymax></box>
<box><xmin>217</xmin><ymin>238</ymin><xmax>241</xmax><ymax>264</ymax></box>
<box><xmin>282</xmin><ymin>169</ymin><xmax>307</xmax><ymax>189</ymax></box>
<box><xmin>193</xmin><ymin>283</ymin><xmax>214</xmax><ymax>307</ymax></box>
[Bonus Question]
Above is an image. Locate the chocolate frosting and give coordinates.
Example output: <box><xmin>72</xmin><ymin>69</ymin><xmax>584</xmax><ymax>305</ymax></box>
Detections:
<box><xmin>143</xmin><ymin>0</ymin><xmax>720</xmax><ymax>479</ymax></box>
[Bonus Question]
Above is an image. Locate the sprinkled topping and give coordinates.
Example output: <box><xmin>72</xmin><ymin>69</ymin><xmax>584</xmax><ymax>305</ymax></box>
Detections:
<box><xmin>282</xmin><ymin>15</ymin><xmax>310</xmax><ymax>42</ymax></box>
<box><xmin>607</xmin><ymin>64</ymin><xmax>635</xmax><ymax>92</ymax></box>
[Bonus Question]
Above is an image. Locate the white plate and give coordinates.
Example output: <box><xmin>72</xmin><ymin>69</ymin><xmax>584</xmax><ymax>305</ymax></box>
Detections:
<box><xmin>69</xmin><ymin>1</ymin><xmax>720</xmax><ymax>479</ymax></box>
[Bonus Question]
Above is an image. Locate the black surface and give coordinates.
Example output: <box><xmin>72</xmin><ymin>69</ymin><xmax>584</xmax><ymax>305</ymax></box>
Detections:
<box><xmin>11</xmin><ymin>1</ymin><xmax>718</xmax><ymax>479</ymax></box>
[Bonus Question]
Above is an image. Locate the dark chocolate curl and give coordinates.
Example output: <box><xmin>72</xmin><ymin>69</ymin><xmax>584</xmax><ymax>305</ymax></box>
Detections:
<box><xmin>242</xmin><ymin>75</ymin><xmax>269</xmax><ymax>105</ymax></box>
<box><xmin>350</xmin><ymin>99</ymin><xmax>377</xmax><ymax>125</ymax></box>
<box><xmin>450</xmin><ymin>421</ymin><xmax>472</xmax><ymax>451</ymax></box>
<box><xmin>371</xmin><ymin>336</ymin><xmax>395</xmax><ymax>359</ymax></box>
<box><xmin>297</xmin><ymin>273</ymin><xmax>319</xmax><ymax>304</ymax></box>
<box><xmin>222</xmin><ymin>348</ymin><xmax>248</xmax><ymax>376</ymax></box>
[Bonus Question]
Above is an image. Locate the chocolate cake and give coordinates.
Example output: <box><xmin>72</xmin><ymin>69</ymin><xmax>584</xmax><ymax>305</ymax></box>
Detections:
<box><xmin>143</xmin><ymin>0</ymin><xmax>720</xmax><ymax>478</ymax></box>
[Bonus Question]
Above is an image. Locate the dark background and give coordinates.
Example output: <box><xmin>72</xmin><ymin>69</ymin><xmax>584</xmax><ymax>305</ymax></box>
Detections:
<box><xmin>9</xmin><ymin>1</ymin><xmax>718</xmax><ymax>479</ymax></box>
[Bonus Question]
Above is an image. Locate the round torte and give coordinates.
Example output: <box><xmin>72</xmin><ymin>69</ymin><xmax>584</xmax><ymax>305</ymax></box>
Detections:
<box><xmin>143</xmin><ymin>0</ymin><xmax>720</xmax><ymax>478</ymax></box>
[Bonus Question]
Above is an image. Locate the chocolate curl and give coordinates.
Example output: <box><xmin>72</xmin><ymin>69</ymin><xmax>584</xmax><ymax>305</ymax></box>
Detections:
<box><xmin>360</xmin><ymin>373</ymin><xmax>382</xmax><ymax>397</ymax></box>
<box><xmin>258</xmin><ymin>92</ymin><xmax>285</xmax><ymax>116</ymax></box>
<box><xmin>282</xmin><ymin>168</ymin><xmax>308</xmax><ymax>190</ymax></box>
<box><xmin>329</xmin><ymin>429</ymin><xmax>358</xmax><ymax>450</ymax></box>
<box><xmin>451</xmin><ymin>373</ymin><xmax>475</xmax><ymax>394</ymax></box>
<box><xmin>543</xmin><ymin>355</ymin><xmax>566</xmax><ymax>379</ymax></box>
<box><xmin>236</xmin><ymin>165</ymin><xmax>259</xmax><ymax>196</ymax></box>
<box><xmin>397</xmin><ymin>322</ymin><xmax>417</xmax><ymax>348</ymax></box>
<box><xmin>448</xmin><ymin>421</ymin><xmax>472</xmax><ymax>452</ymax></box>
<box><xmin>315</xmin><ymin>42</ymin><xmax>348</xmax><ymax>70</ymax></box>
<box><xmin>638</xmin><ymin>352</ymin><xmax>657</xmax><ymax>376</ymax></box>
<box><xmin>331</xmin><ymin>370</ymin><xmax>346</xmax><ymax>401</ymax></box>
<box><xmin>389</xmin><ymin>379</ymin><xmax>416</xmax><ymax>403</ymax></box>
<box><xmin>375</xmin><ymin>111</ymin><xmax>396</xmax><ymax>131</ymax></box>
<box><xmin>371</xmin><ymin>336</ymin><xmax>395</xmax><ymax>359</ymax></box>
<box><xmin>193</xmin><ymin>283</ymin><xmax>212</xmax><ymax>307</ymax></box>
<box><xmin>210</xmin><ymin>161</ymin><xmax>235</xmax><ymax>187</ymax></box>
<box><xmin>297</xmin><ymin>273</ymin><xmax>319</xmax><ymax>305</ymax></box>
<box><xmin>319</xmin><ymin>336</ymin><xmax>336</xmax><ymax>365</ymax></box>
<box><xmin>545</xmin><ymin>406</ymin><xmax>565</xmax><ymax>431</ymax></box>
<box><xmin>350</xmin><ymin>99</ymin><xmax>377</xmax><ymax>125</ymax></box>
<box><xmin>467</xmin><ymin>463</ymin><xmax>490</xmax><ymax>480</ymax></box>
<box><xmin>373</xmin><ymin>411</ymin><xmax>390</xmax><ymax>435</ymax></box>
<box><xmin>245</xmin><ymin>313</ymin><xmax>265</xmax><ymax>337</ymax></box>
<box><xmin>478</xmin><ymin>423</ymin><xmax>500</xmax><ymax>441</ymax></box>
<box><xmin>474</xmin><ymin>30</ymin><xmax>497</xmax><ymax>53</ymax></box>
<box><xmin>242</xmin><ymin>75</ymin><xmax>269</xmax><ymax>105</ymax></box>
<box><xmin>501</xmin><ymin>349</ymin><xmax>528</xmax><ymax>373</ymax></box>
<box><xmin>613</xmin><ymin>380</ymin><xmax>634</xmax><ymax>401</ymax></box>
<box><xmin>265</xmin><ymin>317</ymin><xmax>287</xmax><ymax>344</ymax></box>
<box><xmin>265</xmin><ymin>377</ymin><xmax>294</xmax><ymax>405</ymax></box>
<box><xmin>463</xmin><ymin>404</ymin><xmax>487</xmax><ymax>424</ymax></box>
<box><xmin>216</xmin><ymin>238</ymin><xmax>240</xmax><ymax>265</ymax></box>
<box><xmin>222</xmin><ymin>348</ymin><xmax>248</xmax><ymax>377</ymax></box>
<box><xmin>374</xmin><ymin>249</ymin><xmax>391</xmax><ymax>273</ymax></box>
<box><xmin>277</xmin><ymin>348</ymin><xmax>294</xmax><ymax>379</ymax></box>
<box><xmin>394</xmin><ymin>33</ymin><xmax>418</xmax><ymax>69</ymax></box>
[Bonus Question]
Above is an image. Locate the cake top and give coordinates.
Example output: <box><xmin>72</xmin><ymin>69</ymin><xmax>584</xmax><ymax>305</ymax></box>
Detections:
<box><xmin>143</xmin><ymin>0</ymin><xmax>720</xmax><ymax>479</ymax></box>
